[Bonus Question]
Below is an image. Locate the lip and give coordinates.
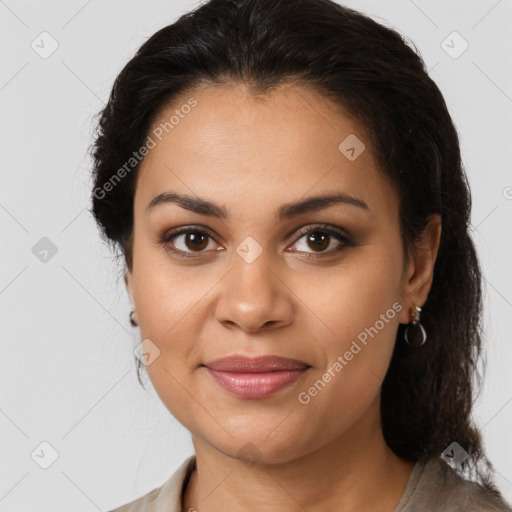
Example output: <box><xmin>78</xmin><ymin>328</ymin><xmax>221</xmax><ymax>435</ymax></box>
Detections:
<box><xmin>202</xmin><ymin>355</ymin><xmax>310</xmax><ymax>399</ymax></box>
<box><xmin>204</xmin><ymin>355</ymin><xmax>309</xmax><ymax>372</ymax></box>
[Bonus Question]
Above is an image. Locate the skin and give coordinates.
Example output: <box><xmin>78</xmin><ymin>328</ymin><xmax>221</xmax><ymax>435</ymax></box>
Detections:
<box><xmin>124</xmin><ymin>81</ymin><xmax>442</xmax><ymax>512</ymax></box>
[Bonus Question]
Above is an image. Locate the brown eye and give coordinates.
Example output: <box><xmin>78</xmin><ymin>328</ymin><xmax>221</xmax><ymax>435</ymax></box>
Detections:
<box><xmin>161</xmin><ymin>227</ymin><xmax>219</xmax><ymax>257</ymax></box>
<box><xmin>181</xmin><ymin>232</ymin><xmax>209</xmax><ymax>251</ymax></box>
<box><xmin>305</xmin><ymin>231</ymin><xmax>330</xmax><ymax>252</ymax></box>
<box><xmin>289</xmin><ymin>225</ymin><xmax>354</xmax><ymax>257</ymax></box>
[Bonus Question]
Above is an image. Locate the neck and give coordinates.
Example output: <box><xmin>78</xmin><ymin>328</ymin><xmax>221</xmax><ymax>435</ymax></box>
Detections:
<box><xmin>182</xmin><ymin>397</ymin><xmax>414</xmax><ymax>512</ymax></box>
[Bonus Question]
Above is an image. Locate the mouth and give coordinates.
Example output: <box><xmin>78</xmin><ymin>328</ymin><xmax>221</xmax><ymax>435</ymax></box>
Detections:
<box><xmin>202</xmin><ymin>355</ymin><xmax>311</xmax><ymax>399</ymax></box>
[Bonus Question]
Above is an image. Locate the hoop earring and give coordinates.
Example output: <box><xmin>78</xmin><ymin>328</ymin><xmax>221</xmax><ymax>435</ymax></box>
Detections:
<box><xmin>404</xmin><ymin>304</ymin><xmax>427</xmax><ymax>347</ymax></box>
<box><xmin>129</xmin><ymin>309</ymin><xmax>138</xmax><ymax>327</ymax></box>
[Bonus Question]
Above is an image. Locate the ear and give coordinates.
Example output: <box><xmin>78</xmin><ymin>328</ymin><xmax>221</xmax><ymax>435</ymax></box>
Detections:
<box><xmin>124</xmin><ymin>269</ymin><xmax>134</xmax><ymax>304</ymax></box>
<box><xmin>399</xmin><ymin>214</ymin><xmax>442</xmax><ymax>324</ymax></box>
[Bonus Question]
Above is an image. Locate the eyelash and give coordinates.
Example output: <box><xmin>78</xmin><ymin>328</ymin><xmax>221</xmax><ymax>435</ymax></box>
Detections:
<box><xmin>159</xmin><ymin>224</ymin><xmax>355</xmax><ymax>260</ymax></box>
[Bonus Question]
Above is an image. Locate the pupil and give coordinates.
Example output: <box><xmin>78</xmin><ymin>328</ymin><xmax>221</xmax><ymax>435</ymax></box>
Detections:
<box><xmin>187</xmin><ymin>232</ymin><xmax>207</xmax><ymax>251</ymax></box>
<box><xmin>308</xmin><ymin>232</ymin><xmax>329</xmax><ymax>251</ymax></box>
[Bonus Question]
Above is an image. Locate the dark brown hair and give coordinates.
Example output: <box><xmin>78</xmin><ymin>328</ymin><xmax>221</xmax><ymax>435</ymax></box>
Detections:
<box><xmin>89</xmin><ymin>0</ymin><xmax>501</xmax><ymax>495</ymax></box>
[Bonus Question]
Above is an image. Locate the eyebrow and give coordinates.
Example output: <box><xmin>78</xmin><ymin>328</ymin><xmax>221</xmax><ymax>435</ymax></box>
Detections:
<box><xmin>145</xmin><ymin>191</ymin><xmax>370</xmax><ymax>220</ymax></box>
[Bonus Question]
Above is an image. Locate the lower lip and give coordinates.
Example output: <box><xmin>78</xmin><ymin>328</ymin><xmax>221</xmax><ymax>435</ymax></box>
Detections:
<box><xmin>205</xmin><ymin>367</ymin><xmax>308</xmax><ymax>399</ymax></box>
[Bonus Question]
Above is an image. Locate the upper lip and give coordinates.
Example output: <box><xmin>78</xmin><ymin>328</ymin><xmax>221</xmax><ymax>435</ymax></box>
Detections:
<box><xmin>203</xmin><ymin>355</ymin><xmax>310</xmax><ymax>373</ymax></box>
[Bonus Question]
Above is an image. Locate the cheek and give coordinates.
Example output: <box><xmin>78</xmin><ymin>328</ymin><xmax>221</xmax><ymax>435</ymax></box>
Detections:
<box><xmin>295</xmin><ymin>245</ymin><xmax>402</xmax><ymax>350</ymax></box>
<box><xmin>130</xmin><ymin>247</ymin><xmax>212</xmax><ymax>398</ymax></box>
<box><xmin>293</xmin><ymin>247</ymin><xmax>402</xmax><ymax>411</ymax></box>
<box><xmin>132</xmin><ymin>258</ymin><xmax>208</xmax><ymax>426</ymax></box>
<box><xmin>132</xmin><ymin>241</ymin><xmax>209</xmax><ymax>337</ymax></box>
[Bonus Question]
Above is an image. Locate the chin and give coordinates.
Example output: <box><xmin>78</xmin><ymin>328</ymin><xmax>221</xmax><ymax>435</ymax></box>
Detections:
<box><xmin>199</xmin><ymin>425</ymin><xmax>319</xmax><ymax>467</ymax></box>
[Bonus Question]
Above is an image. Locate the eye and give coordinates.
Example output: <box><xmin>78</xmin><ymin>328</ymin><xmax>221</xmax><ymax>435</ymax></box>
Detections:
<box><xmin>160</xmin><ymin>226</ymin><xmax>221</xmax><ymax>258</ymax></box>
<box><xmin>289</xmin><ymin>224</ymin><xmax>354</xmax><ymax>258</ymax></box>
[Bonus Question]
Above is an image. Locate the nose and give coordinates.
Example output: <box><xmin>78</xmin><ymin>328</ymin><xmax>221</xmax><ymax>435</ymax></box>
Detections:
<box><xmin>213</xmin><ymin>252</ymin><xmax>294</xmax><ymax>333</ymax></box>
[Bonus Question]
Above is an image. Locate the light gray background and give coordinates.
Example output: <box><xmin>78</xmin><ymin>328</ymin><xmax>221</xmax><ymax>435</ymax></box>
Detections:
<box><xmin>0</xmin><ymin>0</ymin><xmax>511</xmax><ymax>510</ymax></box>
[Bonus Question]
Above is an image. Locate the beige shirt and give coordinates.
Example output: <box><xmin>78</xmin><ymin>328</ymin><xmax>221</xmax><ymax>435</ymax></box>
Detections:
<box><xmin>109</xmin><ymin>455</ymin><xmax>512</xmax><ymax>511</ymax></box>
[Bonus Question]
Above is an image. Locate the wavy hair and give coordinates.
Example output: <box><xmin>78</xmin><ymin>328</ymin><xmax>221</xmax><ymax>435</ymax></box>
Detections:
<box><xmin>89</xmin><ymin>0</ymin><xmax>501</xmax><ymax>495</ymax></box>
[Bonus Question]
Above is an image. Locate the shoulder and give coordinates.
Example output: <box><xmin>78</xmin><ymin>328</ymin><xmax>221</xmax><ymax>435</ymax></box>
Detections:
<box><xmin>396</xmin><ymin>456</ymin><xmax>512</xmax><ymax>512</ymax></box>
<box><xmin>108</xmin><ymin>455</ymin><xmax>196</xmax><ymax>512</ymax></box>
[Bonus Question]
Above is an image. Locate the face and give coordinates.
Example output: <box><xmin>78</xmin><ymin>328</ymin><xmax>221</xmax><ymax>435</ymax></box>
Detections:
<box><xmin>125</xmin><ymin>82</ymin><xmax>435</xmax><ymax>464</ymax></box>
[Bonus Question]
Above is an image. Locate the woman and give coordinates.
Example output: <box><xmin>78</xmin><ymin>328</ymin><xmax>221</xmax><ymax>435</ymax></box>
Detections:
<box><xmin>90</xmin><ymin>0</ymin><xmax>512</xmax><ymax>510</ymax></box>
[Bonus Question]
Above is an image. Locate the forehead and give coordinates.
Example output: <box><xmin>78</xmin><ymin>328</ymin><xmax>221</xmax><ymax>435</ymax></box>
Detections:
<box><xmin>135</xmin><ymin>82</ymin><xmax>398</xmax><ymax>222</ymax></box>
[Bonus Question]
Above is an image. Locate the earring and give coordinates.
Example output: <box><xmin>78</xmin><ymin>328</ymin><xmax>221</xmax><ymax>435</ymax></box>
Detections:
<box><xmin>404</xmin><ymin>304</ymin><xmax>427</xmax><ymax>347</ymax></box>
<box><xmin>129</xmin><ymin>309</ymin><xmax>138</xmax><ymax>327</ymax></box>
